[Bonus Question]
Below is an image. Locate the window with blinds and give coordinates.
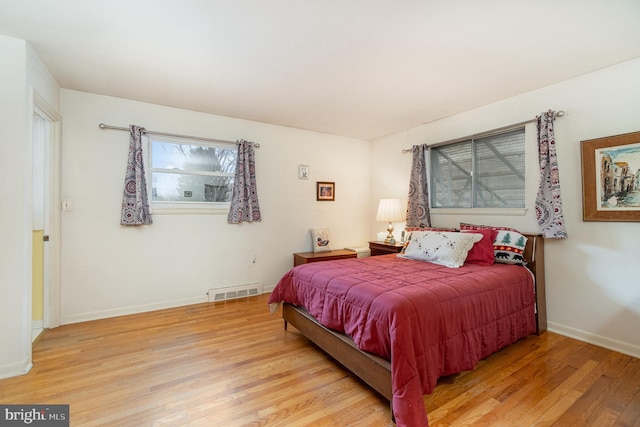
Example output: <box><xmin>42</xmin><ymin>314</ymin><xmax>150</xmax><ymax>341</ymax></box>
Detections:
<box><xmin>430</xmin><ymin>128</ymin><xmax>526</xmax><ymax>208</ymax></box>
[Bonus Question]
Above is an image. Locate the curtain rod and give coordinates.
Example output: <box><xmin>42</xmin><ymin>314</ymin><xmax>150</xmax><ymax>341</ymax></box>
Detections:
<box><xmin>98</xmin><ymin>123</ymin><xmax>260</xmax><ymax>148</ymax></box>
<box><xmin>401</xmin><ymin>110</ymin><xmax>565</xmax><ymax>153</ymax></box>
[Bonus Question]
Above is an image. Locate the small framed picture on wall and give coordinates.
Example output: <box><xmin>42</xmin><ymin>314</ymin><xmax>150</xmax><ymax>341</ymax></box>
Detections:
<box><xmin>298</xmin><ymin>164</ymin><xmax>309</xmax><ymax>180</ymax></box>
<box><xmin>316</xmin><ymin>181</ymin><xmax>335</xmax><ymax>201</ymax></box>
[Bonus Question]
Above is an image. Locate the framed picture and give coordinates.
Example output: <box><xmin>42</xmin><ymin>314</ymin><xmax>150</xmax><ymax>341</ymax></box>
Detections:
<box><xmin>581</xmin><ymin>131</ymin><xmax>640</xmax><ymax>221</ymax></box>
<box><xmin>316</xmin><ymin>181</ymin><xmax>335</xmax><ymax>201</ymax></box>
<box><xmin>298</xmin><ymin>164</ymin><xmax>309</xmax><ymax>180</ymax></box>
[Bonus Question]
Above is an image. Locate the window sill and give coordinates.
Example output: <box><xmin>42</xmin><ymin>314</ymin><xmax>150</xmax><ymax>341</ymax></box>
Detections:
<box><xmin>431</xmin><ymin>208</ymin><xmax>527</xmax><ymax>216</ymax></box>
<box><xmin>151</xmin><ymin>202</ymin><xmax>230</xmax><ymax>215</ymax></box>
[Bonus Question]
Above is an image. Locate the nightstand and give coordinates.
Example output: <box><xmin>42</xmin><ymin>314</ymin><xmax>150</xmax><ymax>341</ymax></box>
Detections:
<box><xmin>368</xmin><ymin>241</ymin><xmax>404</xmax><ymax>256</ymax></box>
<box><xmin>293</xmin><ymin>249</ymin><xmax>357</xmax><ymax>267</ymax></box>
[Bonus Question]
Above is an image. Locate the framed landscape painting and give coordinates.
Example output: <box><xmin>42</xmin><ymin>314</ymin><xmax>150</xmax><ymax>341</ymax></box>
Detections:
<box><xmin>581</xmin><ymin>131</ymin><xmax>640</xmax><ymax>221</ymax></box>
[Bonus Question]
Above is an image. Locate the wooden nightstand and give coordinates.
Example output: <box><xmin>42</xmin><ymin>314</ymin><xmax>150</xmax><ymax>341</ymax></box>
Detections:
<box><xmin>368</xmin><ymin>241</ymin><xmax>405</xmax><ymax>256</ymax></box>
<box><xmin>293</xmin><ymin>249</ymin><xmax>357</xmax><ymax>267</ymax></box>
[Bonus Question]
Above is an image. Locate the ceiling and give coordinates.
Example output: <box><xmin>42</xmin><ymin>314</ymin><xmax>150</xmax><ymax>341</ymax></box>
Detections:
<box><xmin>2</xmin><ymin>1</ymin><xmax>640</xmax><ymax>140</ymax></box>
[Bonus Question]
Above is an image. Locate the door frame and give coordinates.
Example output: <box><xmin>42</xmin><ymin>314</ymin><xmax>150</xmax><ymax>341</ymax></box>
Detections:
<box><xmin>32</xmin><ymin>90</ymin><xmax>61</xmax><ymax>330</ymax></box>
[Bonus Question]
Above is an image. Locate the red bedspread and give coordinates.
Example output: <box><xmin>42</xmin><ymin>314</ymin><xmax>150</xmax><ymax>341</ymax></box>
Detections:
<box><xmin>268</xmin><ymin>254</ymin><xmax>536</xmax><ymax>426</ymax></box>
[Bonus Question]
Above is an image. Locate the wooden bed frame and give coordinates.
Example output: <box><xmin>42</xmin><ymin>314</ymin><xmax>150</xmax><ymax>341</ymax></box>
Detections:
<box><xmin>281</xmin><ymin>233</ymin><xmax>546</xmax><ymax>406</ymax></box>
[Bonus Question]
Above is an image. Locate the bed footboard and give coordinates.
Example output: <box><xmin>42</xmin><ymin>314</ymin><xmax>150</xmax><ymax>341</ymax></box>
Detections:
<box><xmin>282</xmin><ymin>303</ymin><xmax>393</xmax><ymax>402</ymax></box>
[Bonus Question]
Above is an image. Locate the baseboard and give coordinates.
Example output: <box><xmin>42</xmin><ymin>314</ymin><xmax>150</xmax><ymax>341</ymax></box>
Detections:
<box><xmin>32</xmin><ymin>329</ymin><xmax>45</xmax><ymax>345</ymax></box>
<box><xmin>61</xmin><ymin>288</ymin><xmax>275</xmax><ymax>326</ymax></box>
<box><xmin>262</xmin><ymin>283</ymin><xmax>276</xmax><ymax>294</ymax></box>
<box><xmin>0</xmin><ymin>357</ymin><xmax>32</xmax><ymax>381</ymax></box>
<box><xmin>548</xmin><ymin>321</ymin><xmax>640</xmax><ymax>359</ymax></box>
<box><xmin>32</xmin><ymin>320</ymin><xmax>43</xmax><ymax>330</ymax></box>
<box><xmin>61</xmin><ymin>295</ymin><xmax>209</xmax><ymax>325</ymax></box>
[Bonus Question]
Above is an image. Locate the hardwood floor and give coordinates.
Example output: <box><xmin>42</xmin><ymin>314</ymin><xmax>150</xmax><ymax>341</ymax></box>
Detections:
<box><xmin>1</xmin><ymin>294</ymin><xmax>639</xmax><ymax>426</ymax></box>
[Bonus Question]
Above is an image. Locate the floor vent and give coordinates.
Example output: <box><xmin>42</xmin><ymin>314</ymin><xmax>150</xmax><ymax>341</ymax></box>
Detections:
<box><xmin>208</xmin><ymin>283</ymin><xmax>262</xmax><ymax>302</ymax></box>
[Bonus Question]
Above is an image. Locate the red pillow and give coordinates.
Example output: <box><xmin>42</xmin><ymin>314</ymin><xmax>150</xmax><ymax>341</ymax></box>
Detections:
<box><xmin>461</xmin><ymin>229</ymin><xmax>498</xmax><ymax>266</ymax></box>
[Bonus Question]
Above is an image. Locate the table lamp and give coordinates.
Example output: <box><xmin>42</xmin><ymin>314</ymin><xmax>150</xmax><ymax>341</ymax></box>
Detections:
<box><xmin>376</xmin><ymin>198</ymin><xmax>405</xmax><ymax>244</ymax></box>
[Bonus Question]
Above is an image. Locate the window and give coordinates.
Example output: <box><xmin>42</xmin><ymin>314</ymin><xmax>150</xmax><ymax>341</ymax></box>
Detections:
<box><xmin>148</xmin><ymin>137</ymin><xmax>237</xmax><ymax>211</ymax></box>
<box><xmin>430</xmin><ymin>127</ymin><xmax>525</xmax><ymax>209</ymax></box>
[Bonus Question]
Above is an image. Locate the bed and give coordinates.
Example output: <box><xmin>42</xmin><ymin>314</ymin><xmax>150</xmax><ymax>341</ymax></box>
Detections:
<box><xmin>268</xmin><ymin>230</ymin><xmax>545</xmax><ymax>426</ymax></box>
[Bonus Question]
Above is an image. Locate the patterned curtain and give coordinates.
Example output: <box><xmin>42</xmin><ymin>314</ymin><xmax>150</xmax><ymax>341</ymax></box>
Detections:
<box><xmin>535</xmin><ymin>111</ymin><xmax>568</xmax><ymax>238</ymax></box>
<box><xmin>227</xmin><ymin>140</ymin><xmax>262</xmax><ymax>223</ymax></box>
<box><xmin>406</xmin><ymin>144</ymin><xmax>431</xmax><ymax>227</ymax></box>
<box><xmin>121</xmin><ymin>125</ymin><xmax>152</xmax><ymax>226</ymax></box>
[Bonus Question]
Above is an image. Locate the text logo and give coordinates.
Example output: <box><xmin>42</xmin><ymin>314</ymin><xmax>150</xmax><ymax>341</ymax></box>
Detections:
<box><xmin>0</xmin><ymin>405</ymin><xmax>69</xmax><ymax>426</ymax></box>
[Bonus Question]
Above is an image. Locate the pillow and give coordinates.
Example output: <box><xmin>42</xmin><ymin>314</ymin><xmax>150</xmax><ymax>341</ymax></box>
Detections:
<box><xmin>460</xmin><ymin>222</ymin><xmax>519</xmax><ymax>233</ymax></box>
<box><xmin>459</xmin><ymin>223</ymin><xmax>528</xmax><ymax>265</ymax></box>
<box><xmin>310</xmin><ymin>228</ymin><xmax>332</xmax><ymax>253</ymax></box>
<box><xmin>399</xmin><ymin>230</ymin><xmax>421</xmax><ymax>254</ymax></box>
<box><xmin>405</xmin><ymin>226</ymin><xmax>459</xmax><ymax>232</ymax></box>
<box><xmin>492</xmin><ymin>229</ymin><xmax>528</xmax><ymax>265</ymax></box>
<box><xmin>461</xmin><ymin>228</ymin><xmax>497</xmax><ymax>266</ymax></box>
<box><xmin>399</xmin><ymin>231</ymin><xmax>482</xmax><ymax>268</ymax></box>
<box><xmin>400</xmin><ymin>227</ymin><xmax>459</xmax><ymax>253</ymax></box>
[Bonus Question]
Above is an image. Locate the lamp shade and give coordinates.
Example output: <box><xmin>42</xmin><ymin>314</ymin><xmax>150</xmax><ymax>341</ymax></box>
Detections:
<box><xmin>376</xmin><ymin>199</ymin><xmax>405</xmax><ymax>222</ymax></box>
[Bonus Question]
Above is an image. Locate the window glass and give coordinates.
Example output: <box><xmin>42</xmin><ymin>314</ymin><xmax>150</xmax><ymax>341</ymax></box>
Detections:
<box><xmin>431</xmin><ymin>141</ymin><xmax>473</xmax><ymax>208</ymax></box>
<box><xmin>430</xmin><ymin>127</ymin><xmax>525</xmax><ymax>209</ymax></box>
<box><xmin>151</xmin><ymin>173</ymin><xmax>233</xmax><ymax>202</ymax></box>
<box><xmin>474</xmin><ymin>130</ymin><xmax>525</xmax><ymax>208</ymax></box>
<box><xmin>149</xmin><ymin>138</ymin><xmax>237</xmax><ymax>208</ymax></box>
<box><xmin>151</xmin><ymin>141</ymin><xmax>236</xmax><ymax>173</ymax></box>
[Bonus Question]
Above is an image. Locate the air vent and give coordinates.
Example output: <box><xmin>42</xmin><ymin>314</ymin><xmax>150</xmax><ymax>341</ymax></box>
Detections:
<box><xmin>208</xmin><ymin>283</ymin><xmax>262</xmax><ymax>302</ymax></box>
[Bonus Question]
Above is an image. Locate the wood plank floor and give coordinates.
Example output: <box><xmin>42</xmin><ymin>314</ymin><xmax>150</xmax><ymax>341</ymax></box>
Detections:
<box><xmin>1</xmin><ymin>294</ymin><xmax>639</xmax><ymax>426</ymax></box>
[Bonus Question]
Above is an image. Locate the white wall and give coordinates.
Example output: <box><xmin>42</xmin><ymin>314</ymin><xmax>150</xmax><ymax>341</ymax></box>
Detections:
<box><xmin>0</xmin><ymin>35</ymin><xmax>60</xmax><ymax>379</ymax></box>
<box><xmin>371</xmin><ymin>58</ymin><xmax>640</xmax><ymax>358</ymax></box>
<box><xmin>59</xmin><ymin>90</ymin><xmax>371</xmax><ymax>323</ymax></box>
<box><xmin>0</xmin><ymin>35</ymin><xmax>30</xmax><ymax>380</ymax></box>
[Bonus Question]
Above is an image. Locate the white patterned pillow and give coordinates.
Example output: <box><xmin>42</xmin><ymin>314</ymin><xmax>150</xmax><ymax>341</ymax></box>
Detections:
<box><xmin>399</xmin><ymin>231</ymin><xmax>482</xmax><ymax>268</ymax></box>
<box><xmin>492</xmin><ymin>230</ymin><xmax>528</xmax><ymax>265</ymax></box>
<box><xmin>310</xmin><ymin>228</ymin><xmax>332</xmax><ymax>252</ymax></box>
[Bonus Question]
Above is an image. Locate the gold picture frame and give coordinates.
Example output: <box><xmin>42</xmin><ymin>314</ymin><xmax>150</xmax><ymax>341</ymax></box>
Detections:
<box><xmin>581</xmin><ymin>131</ymin><xmax>640</xmax><ymax>221</ymax></box>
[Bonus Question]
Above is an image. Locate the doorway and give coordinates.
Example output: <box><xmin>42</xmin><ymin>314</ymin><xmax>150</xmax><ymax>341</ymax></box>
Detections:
<box><xmin>31</xmin><ymin>93</ymin><xmax>61</xmax><ymax>343</ymax></box>
<box><xmin>32</xmin><ymin>111</ymin><xmax>48</xmax><ymax>342</ymax></box>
